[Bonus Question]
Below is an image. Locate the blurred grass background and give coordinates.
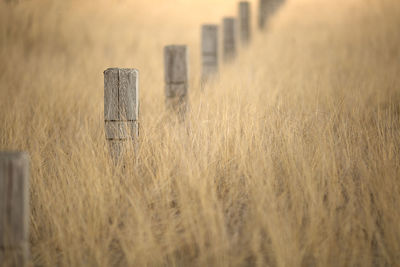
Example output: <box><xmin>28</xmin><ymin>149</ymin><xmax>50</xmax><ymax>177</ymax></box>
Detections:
<box><xmin>1</xmin><ymin>0</ymin><xmax>400</xmax><ymax>266</ymax></box>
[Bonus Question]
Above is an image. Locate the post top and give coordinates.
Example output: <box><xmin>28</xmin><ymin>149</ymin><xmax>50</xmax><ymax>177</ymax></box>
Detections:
<box><xmin>104</xmin><ymin>68</ymin><xmax>139</xmax><ymax>75</ymax></box>
<box><xmin>239</xmin><ymin>1</ymin><xmax>250</xmax><ymax>5</ymax></box>
<box><xmin>202</xmin><ymin>24</ymin><xmax>218</xmax><ymax>29</ymax></box>
<box><xmin>0</xmin><ymin>151</ymin><xmax>29</xmax><ymax>161</ymax></box>
<box><xmin>164</xmin><ymin>45</ymin><xmax>187</xmax><ymax>50</ymax></box>
<box><xmin>223</xmin><ymin>17</ymin><xmax>236</xmax><ymax>21</ymax></box>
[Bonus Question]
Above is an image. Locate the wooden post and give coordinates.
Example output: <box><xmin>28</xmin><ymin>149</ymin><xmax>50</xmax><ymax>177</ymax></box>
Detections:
<box><xmin>164</xmin><ymin>45</ymin><xmax>188</xmax><ymax>120</ymax></box>
<box><xmin>259</xmin><ymin>0</ymin><xmax>283</xmax><ymax>29</ymax></box>
<box><xmin>0</xmin><ymin>152</ymin><xmax>29</xmax><ymax>267</ymax></box>
<box><xmin>258</xmin><ymin>0</ymin><xmax>269</xmax><ymax>29</ymax></box>
<box><xmin>238</xmin><ymin>1</ymin><xmax>251</xmax><ymax>45</ymax></box>
<box><xmin>104</xmin><ymin>68</ymin><xmax>139</xmax><ymax>163</ymax></box>
<box><xmin>201</xmin><ymin>25</ymin><xmax>219</xmax><ymax>84</ymax></box>
<box><xmin>222</xmin><ymin>17</ymin><xmax>237</xmax><ymax>63</ymax></box>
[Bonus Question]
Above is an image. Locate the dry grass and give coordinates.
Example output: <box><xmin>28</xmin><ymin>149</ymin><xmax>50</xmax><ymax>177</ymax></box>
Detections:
<box><xmin>1</xmin><ymin>0</ymin><xmax>400</xmax><ymax>266</ymax></box>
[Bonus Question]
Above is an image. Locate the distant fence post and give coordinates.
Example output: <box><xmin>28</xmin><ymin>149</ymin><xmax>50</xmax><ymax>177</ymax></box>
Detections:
<box><xmin>223</xmin><ymin>17</ymin><xmax>237</xmax><ymax>62</ymax></box>
<box><xmin>259</xmin><ymin>0</ymin><xmax>284</xmax><ymax>29</ymax></box>
<box><xmin>201</xmin><ymin>25</ymin><xmax>219</xmax><ymax>85</ymax></box>
<box><xmin>0</xmin><ymin>152</ymin><xmax>29</xmax><ymax>267</ymax></box>
<box><xmin>104</xmin><ymin>68</ymin><xmax>139</xmax><ymax>163</ymax></box>
<box><xmin>239</xmin><ymin>1</ymin><xmax>251</xmax><ymax>45</ymax></box>
<box><xmin>164</xmin><ymin>45</ymin><xmax>189</xmax><ymax>120</ymax></box>
<box><xmin>258</xmin><ymin>0</ymin><xmax>268</xmax><ymax>29</ymax></box>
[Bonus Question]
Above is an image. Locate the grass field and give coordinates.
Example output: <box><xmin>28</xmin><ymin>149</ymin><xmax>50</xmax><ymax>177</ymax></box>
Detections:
<box><xmin>1</xmin><ymin>0</ymin><xmax>400</xmax><ymax>266</ymax></box>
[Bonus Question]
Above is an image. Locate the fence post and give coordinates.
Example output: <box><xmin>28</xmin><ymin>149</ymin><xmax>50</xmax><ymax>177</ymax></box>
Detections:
<box><xmin>0</xmin><ymin>152</ymin><xmax>29</xmax><ymax>267</ymax></box>
<box><xmin>164</xmin><ymin>45</ymin><xmax>189</xmax><ymax>120</ymax></box>
<box><xmin>259</xmin><ymin>0</ymin><xmax>284</xmax><ymax>29</ymax></box>
<box><xmin>239</xmin><ymin>1</ymin><xmax>251</xmax><ymax>45</ymax></box>
<box><xmin>222</xmin><ymin>17</ymin><xmax>237</xmax><ymax>63</ymax></box>
<box><xmin>258</xmin><ymin>0</ymin><xmax>268</xmax><ymax>29</ymax></box>
<box><xmin>201</xmin><ymin>25</ymin><xmax>219</xmax><ymax>85</ymax></box>
<box><xmin>104</xmin><ymin>68</ymin><xmax>139</xmax><ymax>163</ymax></box>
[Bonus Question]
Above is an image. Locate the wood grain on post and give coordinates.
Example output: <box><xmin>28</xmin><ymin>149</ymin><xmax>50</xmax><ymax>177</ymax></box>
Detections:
<box><xmin>104</xmin><ymin>68</ymin><xmax>139</xmax><ymax>163</ymax></box>
<box><xmin>222</xmin><ymin>17</ymin><xmax>237</xmax><ymax>63</ymax></box>
<box><xmin>239</xmin><ymin>2</ymin><xmax>251</xmax><ymax>45</ymax></box>
<box><xmin>201</xmin><ymin>25</ymin><xmax>219</xmax><ymax>83</ymax></box>
<box><xmin>0</xmin><ymin>152</ymin><xmax>29</xmax><ymax>267</ymax></box>
<box><xmin>164</xmin><ymin>45</ymin><xmax>188</xmax><ymax>119</ymax></box>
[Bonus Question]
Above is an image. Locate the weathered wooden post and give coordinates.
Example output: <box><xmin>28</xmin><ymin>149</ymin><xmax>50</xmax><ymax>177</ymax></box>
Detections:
<box><xmin>104</xmin><ymin>68</ymin><xmax>139</xmax><ymax>163</ymax></box>
<box><xmin>238</xmin><ymin>1</ymin><xmax>251</xmax><ymax>45</ymax></box>
<box><xmin>222</xmin><ymin>17</ymin><xmax>237</xmax><ymax>63</ymax></box>
<box><xmin>201</xmin><ymin>25</ymin><xmax>219</xmax><ymax>85</ymax></box>
<box><xmin>0</xmin><ymin>152</ymin><xmax>29</xmax><ymax>267</ymax></box>
<box><xmin>164</xmin><ymin>45</ymin><xmax>188</xmax><ymax>120</ymax></box>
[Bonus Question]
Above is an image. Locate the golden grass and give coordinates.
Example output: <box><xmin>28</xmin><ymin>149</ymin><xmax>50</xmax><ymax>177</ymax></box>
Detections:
<box><xmin>1</xmin><ymin>0</ymin><xmax>400</xmax><ymax>266</ymax></box>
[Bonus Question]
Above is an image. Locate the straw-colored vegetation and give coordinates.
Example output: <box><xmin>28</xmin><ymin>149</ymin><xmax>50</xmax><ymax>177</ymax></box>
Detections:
<box><xmin>1</xmin><ymin>0</ymin><xmax>399</xmax><ymax>266</ymax></box>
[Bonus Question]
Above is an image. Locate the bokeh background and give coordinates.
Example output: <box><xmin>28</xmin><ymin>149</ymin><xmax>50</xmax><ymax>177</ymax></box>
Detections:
<box><xmin>1</xmin><ymin>0</ymin><xmax>400</xmax><ymax>266</ymax></box>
